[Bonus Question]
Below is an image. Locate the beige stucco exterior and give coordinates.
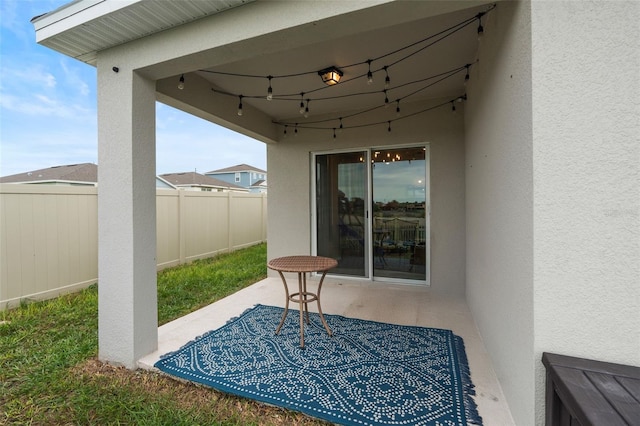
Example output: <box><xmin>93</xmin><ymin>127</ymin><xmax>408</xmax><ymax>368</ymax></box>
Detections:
<box><xmin>33</xmin><ymin>1</ymin><xmax>640</xmax><ymax>424</ymax></box>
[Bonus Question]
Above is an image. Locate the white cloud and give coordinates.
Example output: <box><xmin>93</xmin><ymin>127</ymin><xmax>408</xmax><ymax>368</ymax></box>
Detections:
<box><xmin>0</xmin><ymin>64</ymin><xmax>57</xmax><ymax>89</ymax></box>
<box><xmin>60</xmin><ymin>58</ymin><xmax>90</xmax><ymax>96</ymax></box>
<box><xmin>0</xmin><ymin>92</ymin><xmax>93</xmax><ymax>119</ymax></box>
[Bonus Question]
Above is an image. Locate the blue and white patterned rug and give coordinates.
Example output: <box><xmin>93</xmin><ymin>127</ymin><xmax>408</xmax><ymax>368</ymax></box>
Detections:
<box><xmin>154</xmin><ymin>304</ymin><xmax>482</xmax><ymax>426</ymax></box>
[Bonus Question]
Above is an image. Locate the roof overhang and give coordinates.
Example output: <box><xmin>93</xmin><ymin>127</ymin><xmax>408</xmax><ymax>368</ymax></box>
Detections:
<box><xmin>31</xmin><ymin>0</ymin><xmax>253</xmax><ymax>65</ymax></box>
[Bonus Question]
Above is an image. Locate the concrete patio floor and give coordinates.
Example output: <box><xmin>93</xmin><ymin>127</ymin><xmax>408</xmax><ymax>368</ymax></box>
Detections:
<box><xmin>139</xmin><ymin>277</ymin><xmax>515</xmax><ymax>425</ymax></box>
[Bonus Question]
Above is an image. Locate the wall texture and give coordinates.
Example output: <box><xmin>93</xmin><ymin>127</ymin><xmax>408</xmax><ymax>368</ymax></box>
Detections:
<box><xmin>531</xmin><ymin>1</ymin><xmax>640</xmax><ymax>424</ymax></box>
<box><xmin>0</xmin><ymin>185</ymin><xmax>267</xmax><ymax>309</ymax></box>
<box><xmin>464</xmin><ymin>2</ymin><xmax>534</xmax><ymax>424</ymax></box>
<box><xmin>268</xmin><ymin>97</ymin><xmax>466</xmax><ymax>297</ymax></box>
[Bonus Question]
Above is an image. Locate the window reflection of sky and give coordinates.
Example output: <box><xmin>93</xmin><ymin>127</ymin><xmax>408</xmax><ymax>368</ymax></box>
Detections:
<box><xmin>338</xmin><ymin>160</ymin><xmax>426</xmax><ymax>203</ymax></box>
<box><xmin>373</xmin><ymin>160</ymin><xmax>426</xmax><ymax>203</ymax></box>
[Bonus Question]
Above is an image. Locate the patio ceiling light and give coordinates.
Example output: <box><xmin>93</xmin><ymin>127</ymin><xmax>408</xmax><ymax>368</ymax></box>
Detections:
<box><xmin>318</xmin><ymin>67</ymin><xmax>343</xmax><ymax>86</ymax></box>
<box><xmin>198</xmin><ymin>4</ymin><xmax>494</xmax><ymax>134</ymax></box>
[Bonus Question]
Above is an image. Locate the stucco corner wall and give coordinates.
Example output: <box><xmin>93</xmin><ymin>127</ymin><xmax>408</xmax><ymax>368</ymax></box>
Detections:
<box><xmin>464</xmin><ymin>1</ymin><xmax>534</xmax><ymax>424</ymax></box>
<box><xmin>531</xmin><ymin>1</ymin><xmax>640</xmax><ymax>424</ymax></box>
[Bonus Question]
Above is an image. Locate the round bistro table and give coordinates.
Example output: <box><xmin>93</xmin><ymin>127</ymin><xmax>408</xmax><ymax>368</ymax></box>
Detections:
<box><xmin>267</xmin><ymin>255</ymin><xmax>338</xmax><ymax>348</ymax></box>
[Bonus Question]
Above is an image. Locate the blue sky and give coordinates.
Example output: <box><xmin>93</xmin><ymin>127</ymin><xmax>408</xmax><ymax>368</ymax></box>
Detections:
<box><xmin>0</xmin><ymin>0</ymin><xmax>266</xmax><ymax>178</ymax></box>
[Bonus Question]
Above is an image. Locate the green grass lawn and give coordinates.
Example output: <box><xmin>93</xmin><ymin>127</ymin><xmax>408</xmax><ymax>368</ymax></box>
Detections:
<box><xmin>0</xmin><ymin>244</ymin><xmax>327</xmax><ymax>425</ymax></box>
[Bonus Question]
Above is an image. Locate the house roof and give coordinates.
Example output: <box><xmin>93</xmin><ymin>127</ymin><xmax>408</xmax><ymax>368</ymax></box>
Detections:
<box><xmin>0</xmin><ymin>163</ymin><xmax>97</xmax><ymax>184</ymax></box>
<box><xmin>160</xmin><ymin>172</ymin><xmax>246</xmax><ymax>190</ymax></box>
<box><xmin>206</xmin><ymin>164</ymin><xmax>267</xmax><ymax>175</ymax></box>
<box><xmin>31</xmin><ymin>0</ymin><xmax>253</xmax><ymax>66</ymax></box>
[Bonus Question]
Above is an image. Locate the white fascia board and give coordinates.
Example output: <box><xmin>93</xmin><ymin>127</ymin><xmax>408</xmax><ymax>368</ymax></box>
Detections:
<box><xmin>33</xmin><ymin>0</ymin><xmax>139</xmax><ymax>43</ymax></box>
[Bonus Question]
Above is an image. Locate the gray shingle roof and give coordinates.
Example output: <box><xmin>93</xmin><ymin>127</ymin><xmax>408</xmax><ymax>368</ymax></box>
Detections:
<box><xmin>0</xmin><ymin>163</ymin><xmax>97</xmax><ymax>183</ymax></box>
<box><xmin>206</xmin><ymin>164</ymin><xmax>267</xmax><ymax>174</ymax></box>
<box><xmin>160</xmin><ymin>172</ymin><xmax>245</xmax><ymax>190</ymax></box>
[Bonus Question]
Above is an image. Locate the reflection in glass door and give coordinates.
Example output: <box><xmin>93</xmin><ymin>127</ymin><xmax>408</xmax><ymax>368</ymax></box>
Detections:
<box><xmin>372</xmin><ymin>147</ymin><xmax>427</xmax><ymax>281</ymax></box>
<box><xmin>315</xmin><ymin>151</ymin><xmax>368</xmax><ymax>277</ymax></box>
<box><xmin>314</xmin><ymin>146</ymin><xmax>428</xmax><ymax>283</ymax></box>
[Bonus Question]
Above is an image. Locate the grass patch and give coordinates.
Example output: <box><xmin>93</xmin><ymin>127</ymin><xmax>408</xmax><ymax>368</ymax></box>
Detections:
<box><xmin>0</xmin><ymin>243</ymin><xmax>328</xmax><ymax>425</ymax></box>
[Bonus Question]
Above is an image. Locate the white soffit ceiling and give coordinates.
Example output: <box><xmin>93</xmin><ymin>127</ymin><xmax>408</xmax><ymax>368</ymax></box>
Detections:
<box><xmin>32</xmin><ymin>0</ymin><xmax>253</xmax><ymax>65</ymax></box>
<box><xmin>197</xmin><ymin>3</ymin><xmax>490</xmax><ymax>121</ymax></box>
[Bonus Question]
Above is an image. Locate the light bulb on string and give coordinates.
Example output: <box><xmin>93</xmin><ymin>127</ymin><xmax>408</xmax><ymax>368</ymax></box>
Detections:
<box><xmin>178</xmin><ymin>74</ymin><xmax>185</xmax><ymax>90</ymax></box>
<box><xmin>387</xmin><ymin>121</ymin><xmax>392</xmax><ymax>132</ymax></box>
<box><xmin>304</xmin><ymin>99</ymin><xmax>310</xmax><ymax>118</ymax></box>
<box><xmin>294</xmin><ymin>124</ymin><xmax>298</xmax><ymax>136</ymax></box>
<box><xmin>338</xmin><ymin>117</ymin><xmax>344</xmax><ymax>133</ymax></box>
<box><xmin>384</xmin><ymin>90</ymin><xmax>389</xmax><ymax>107</ymax></box>
<box><xmin>464</xmin><ymin>65</ymin><xmax>470</xmax><ymax>86</ymax></box>
<box><xmin>333</xmin><ymin>128</ymin><xmax>337</xmax><ymax>139</ymax></box>
<box><xmin>283</xmin><ymin>125</ymin><xmax>288</xmax><ymax>137</ymax></box>
<box><xmin>451</xmin><ymin>101</ymin><xmax>456</xmax><ymax>113</ymax></box>
<box><xmin>477</xmin><ymin>13</ymin><xmax>484</xmax><ymax>39</ymax></box>
<box><xmin>384</xmin><ymin>66</ymin><xmax>390</xmax><ymax>89</ymax></box>
<box><xmin>366</xmin><ymin>60</ymin><xmax>373</xmax><ymax>85</ymax></box>
<box><xmin>299</xmin><ymin>93</ymin><xmax>305</xmax><ymax>115</ymax></box>
<box><xmin>396</xmin><ymin>100</ymin><xmax>401</xmax><ymax>116</ymax></box>
<box><xmin>237</xmin><ymin>95</ymin><xmax>243</xmax><ymax>116</ymax></box>
<box><xmin>267</xmin><ymin>76</ymin><xmax>273</xmax><ymax>101</ymax></box>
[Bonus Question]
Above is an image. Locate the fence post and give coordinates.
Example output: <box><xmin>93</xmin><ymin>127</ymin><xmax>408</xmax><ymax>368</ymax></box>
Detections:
<box><xmin>262</xmin><ymin>193</ymin><xmax>267</xmax><ymax>242</ymax></box>
<box><xmin>227</xmin><ymin>191</ymin><xmax>233</xmax><ymax>253</ymax></box>
<box><xmin>179</xmin><ymin>189</ymin><xmax>186</xmax><ymax>265</ymax></box>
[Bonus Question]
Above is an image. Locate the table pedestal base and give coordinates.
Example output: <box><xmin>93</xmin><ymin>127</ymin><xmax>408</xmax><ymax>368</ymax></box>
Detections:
<box><xmin>274</xmin><ymin>270</ymin><xmax>332</xmax><ymax>348</ymax></box>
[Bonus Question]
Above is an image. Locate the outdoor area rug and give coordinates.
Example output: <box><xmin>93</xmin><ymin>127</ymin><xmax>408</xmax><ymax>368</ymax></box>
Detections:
<box><xmin>154</xmin><ymin>304</ymin><xmax>482</xmax><ymax>426</ymax></box>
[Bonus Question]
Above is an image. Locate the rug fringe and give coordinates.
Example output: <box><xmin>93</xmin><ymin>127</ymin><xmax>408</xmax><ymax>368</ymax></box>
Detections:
<box><xmin>454</xmin><ymin>335</ymin><xmax>483</xmax><ymax>425</ymax></box>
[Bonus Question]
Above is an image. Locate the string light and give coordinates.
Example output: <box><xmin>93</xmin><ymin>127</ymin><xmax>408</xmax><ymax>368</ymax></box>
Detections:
<box><xmin>283</xmin><ymin>124</ymin><xmax>288</xmax><ymax>137</ymax></box>
<box><xmin>451</xmin><ymin>101</ymin><xmax>456</xmax><ymax>113</ymax></box>
<box><xmin>477</xmin><ymin>12</ymin><xmax>485</xmax><ymax>39</ymax></box>
<box><xmin>384</xmin><ymin>66</ymin><xmax>390</xmax><ymax>89</ymax></box>
<box><xmin>267</xmin><ymin>76</ymin><xmax>273</xmax><ymax>100</ymax></box>
<box><xmin>191</xmin><ymin>4</ymin><xmax>493</xmax><ymax>136</ymax></box>
<box><xmin>178</xmin><ymin>74</ymin><xmax>185</xmax><ymax>90</ymax></box>
<box><xmin>333</xmin><ymin>128</ymin><xmax>337</xmax><ymax>139</ymax></box>
<box><xmin>276</xmin><ymin>95</ymin><xmax>466</xmax><ymax>137</ymax></box>
<box><xmin>294</xmin><ymin>124</ymin><xmax>298</xmax><ymax>136</ymax></box>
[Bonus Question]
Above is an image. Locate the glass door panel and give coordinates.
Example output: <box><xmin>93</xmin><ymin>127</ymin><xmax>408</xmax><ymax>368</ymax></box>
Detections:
<box><xmin>315</xmin><ymin>151</ymin><xmax>368</xmax><ymax>277</ymax></box>
<box><xmin>372</xmin><ymin>147</ymin><xmax>427</xmax><ymax>281</ymax></box>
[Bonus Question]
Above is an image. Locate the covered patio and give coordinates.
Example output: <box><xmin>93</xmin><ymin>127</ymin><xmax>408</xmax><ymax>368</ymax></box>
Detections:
<box><xmin>139</xmin><ymin>276</ymin><xmax>515</xmax><ymax>424</ymax></box>
<box><xmin>32</xmin><ymin>1</ymin><xmax>640</xmax><ymax>424</ymax></box>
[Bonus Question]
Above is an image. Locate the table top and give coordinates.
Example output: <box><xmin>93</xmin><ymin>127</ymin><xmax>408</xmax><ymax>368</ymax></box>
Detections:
<box><xmin>267</xmin><ymin>255</ymin><xmax>338</xmax><ymax>273</ymax></box>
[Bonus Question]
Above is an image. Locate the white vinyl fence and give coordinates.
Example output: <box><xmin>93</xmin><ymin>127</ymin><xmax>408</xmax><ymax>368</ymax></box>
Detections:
<box><xmin>0</xmin><ymin>185</ymin><xmax>267</xmax><ymax>309</ymax></box>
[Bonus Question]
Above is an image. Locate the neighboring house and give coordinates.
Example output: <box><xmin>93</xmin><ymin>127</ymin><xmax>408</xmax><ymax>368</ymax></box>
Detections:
<box><xmin>205</xmin><ymin>164</ymin><xmax>267</xmax><ymax>193</ymax></box>
<box><xmin>1</xmin><ymin>163</ymin><xmax>178</xmax><ymax>189</ymax></box>
<box><xmin>32</xmin><ymin>2</ymin><xmax>639</xmax><ymax>425</ymax></box>
<box><xmin>0</xmin><ymin>163</ymin><xmax>98</xmax><ymax>186</ymax></box>
<box><xmin>160</xmin><ymin>171</ymin><xmax>248</xmax><ymax>192</ymax></box>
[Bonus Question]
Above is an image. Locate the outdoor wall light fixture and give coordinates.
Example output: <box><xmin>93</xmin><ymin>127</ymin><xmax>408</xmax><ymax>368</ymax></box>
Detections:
<box><xmin>318</xmin><ymin>66</ymin><xmax>343</xmax><ymax>85</ymax></box>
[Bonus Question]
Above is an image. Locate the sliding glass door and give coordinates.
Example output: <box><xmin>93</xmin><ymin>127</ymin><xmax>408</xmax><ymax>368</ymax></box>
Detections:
<box><xmin>371</xmin><ymin>147</ymin><xmax>427</xmax><ymax>281</ymax></box>
<box><xmin>315</xmin><ymin>151</ymin><xmax>368</xmax><ymax>277</ymax></box>
<box><xmin>314</xmin><ymin>145</ymin><xmax>429</xmax><ymax>283</ymax></box>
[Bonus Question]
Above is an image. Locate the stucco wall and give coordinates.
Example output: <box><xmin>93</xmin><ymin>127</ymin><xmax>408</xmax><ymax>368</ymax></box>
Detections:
<box><xmin>464</xmin><ymin>2</ymin><xmax>534</xmax><ymax>424</ymax></box>
<box><xmin>267</xmin><ymin>98</ymin><xmax>466</xmax><ymax>297</ymax></box>
<box><xmin>531</xmin><ymin>1</ymin><xmax>640</xmax><ymax>424</ymax></box>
